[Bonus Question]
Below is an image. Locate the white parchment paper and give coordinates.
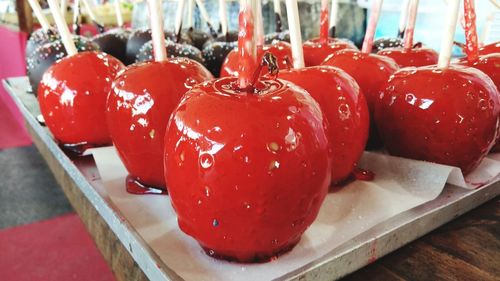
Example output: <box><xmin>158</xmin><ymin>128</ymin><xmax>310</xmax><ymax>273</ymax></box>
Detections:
<box><xmin>89</xmin><ymin>147</ymin><xmax>500</xmax><ymax>281</ymax></box>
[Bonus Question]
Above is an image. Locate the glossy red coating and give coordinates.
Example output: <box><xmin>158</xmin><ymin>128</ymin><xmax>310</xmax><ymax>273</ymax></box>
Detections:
<box><xmin>279</xmin><ymin>66</ymin><xmax>369</xmax><ymax>184</ymax></box>
<box><xmin>377</xmin><ymin>47</ymin><xmax>439</xmax><ymax>68</ymax></box>
<box><xmin>106</xmin><ymin>59</ymin><xmax>213</xmax><ymax>189</ymax></box>
<box><xmin>374</xmin><ymin>65</ymin><xmax>500</xmax><ymax>175</ymax></box>
<box><xmin>478</xmin><ymin>42</ymin><xmax>500</xmax><ymax>56</ymax></box>
<box><xmin>303</xmin><ymin>37</ymin><xmax>358</xmax><ymax>66</ymax></box>
<box><xmin>322</xmin><ymin>49</ymin><xmax>399</xmax><ymax>148</ymax></box>
<box><xmin>164</xmin><ymin>77</ymin><xmax>331</xmax><ymax>262</ymax></box>
<box><xmin>220</xmin><ymin>41</ymin><xmax>293</xmax><ymax>77</ymax></box>
<box><xmin>38</xmin><ymin>51</ymin><xmax>125</xmax><ymax>146</ymax></box>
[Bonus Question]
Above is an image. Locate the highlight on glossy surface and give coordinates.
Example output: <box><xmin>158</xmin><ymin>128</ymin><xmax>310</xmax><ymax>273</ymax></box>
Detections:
<box><xmin>374</xmin><ymin>65</ymin><xmax>500</xmax><ymax>175</ymax></box>
<box><xmin>106</xmin><ymin>58</ymin><xmax>213</xmax><ymax>190</ymax></box>
<box><xmin>279</xmin><ymin>66</ymin><xmax>369</xmax><ymax>183</ymax></box>
<box><xmin>164</xmin><ymin>76</ymin><xmax>331</xmax><ymax>262</ymax></box>
<box><xmin>478</xmin><ymin>42</ymin><xmax>500</xmax><ymax>56</ymax></box>
<box><xmin>38</xmin><ymin>51</ymin><xmax>125</xmax><ymax>145</ymax></box>
<box><xmin>377</xmin><ymin>47</ymin><xmax>438</xmax><ymax>67</ymax></box>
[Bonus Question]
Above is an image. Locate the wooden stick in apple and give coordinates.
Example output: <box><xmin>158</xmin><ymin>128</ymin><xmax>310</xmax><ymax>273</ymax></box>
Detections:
<box><xmin>238</xmin><ymin>0</ymin><xmax>257</xmax><ymax>90</ymax></box>
<box><xmin>46</xmin><ymin>0</ymin><xmax>77</xmax><ymax>56</ymax></box>
<box><xmin>255</xmin><ymin>0</ymin><xmax>264</xmax><ymax>47</ymax></box>
<box><xmin>27</xmin><ymin>0</ymin><xmax>51</xmax><ymax>31</ymax></box>
<box><xmin>150</xmin><ymin>0</ymin><xmax>167</xmax><ymax>61</ymax></box>
<box><xmin>186</xmin><ymin>0</ymin><xmax>194</xmax><ymax>29</ymax></box>
<box><xmin>437</xmin><ymin>0</ymin><xmax>460</xmax><ymax>68</ymax></box>
<box><xmin>361</xmin><ymin>0</ymin><xmax>383</xmax><ymax>53</ymax></box>
<box><xmin>114</xmin><ymin>0</ymin><xmax>124</xmax><ymax>28</ymax></box>
<box><xmin>398</xmin><ymin>0</ymin><xmax>410</xmax><ymax>38</ymax></box>
<box><xmin>219</xmin><ymin>0</ymin><xmax>228</xmax><ymax>38</ymax></box>
<box><xmin>319</xmin><ymin>0</ymin><xmax>329</xmax><ymax>44</ymax></box>
<box><xmin>403</xmin><ymin>0</ymin><xmax>419</xmax><ymax>50</ymax></box>
<box><xmin>329</xmin><ymin>0</ymin><xmax>338</xmax><ymax>37</ymax></box>
<box><xmin>273</xmin><ymin>0</ymin><xmax>282</xmax><ymax>32</ymax></box>
<box><xmin>175</xmin><ymin>0</ymin><xmax>186</xmax><ymax>41</ymax></box>
<box><xmin>60</xmin><ymin>0</ymin><xmax>68</xmax><ymax>18</ymax></box>
<box><xmin>194</xmin><ymin>0</ymin><xmax>217</xmax><ymax>37</ymax></box>
<box><xmin>72</xmin><ymin>0</ymin><xmax>81</xmax><ymax>34</ymax></box>
<box><xmin>285</xmin><ymin>0</ymin><xmax>304</xmax><ymax>68</ymax></box>
<box><xmin>81</xmin><ymin>0</ymin><xmax>105</xmax><ymax>32</ymax></box>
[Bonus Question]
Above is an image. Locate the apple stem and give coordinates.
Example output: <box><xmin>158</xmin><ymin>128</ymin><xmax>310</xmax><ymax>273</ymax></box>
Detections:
<box><xmin>72</xmin><ymin>0</ymin><xmax>81</xmax><ymax>35</ymax></box>
<box><xmin>174</xmin><ymin>0</ymin><xmax>186</xmax><ymax>39</ymax></box>
<box><xmin>237</xmin><ymin>0</ymin><xmax>258</xmax><ymax>91</ymax></box>
<box><xmin>463</xmin><ymin>0</ymin><xmax>479</xmax><ymax>63</ymax></box>
<box><xmin>47</xmin><ymin>0</ymin><xmax>78</xmax><ymax>56</ymax></box>
<box><xmin>219</xmin><ymin>0</ymin><xmax>228</xmax><ymax>37</ymax></box>
<box><xmin>81</xmin><ymin>0</ymin><xmax>105</xmax><ymax>33</ymax></box>
<box><xmin>256</xmin><ymin>0</ymin><xmax>264</xmax><ymax>48</ymax></box>
<box><xmin>319</xmin><ymin>0</ymin><xmax>329</xmax><ymax>44</ymax></box>
<box><xmin>27</xmin><ymin>0</ymin><xmax>51</xmax><ymax>31</ymax></box>
<box><xmin>285</xmin><ymin>0</ymin><xmax>304</xmax><ymax>68</ymax></box>
<box><xmin>398</xmin><ymin>0</ymin><xmax>410</xmax><ymax>38</ymax></box>
<box><xmin>114</xmin><ymin>0</ymin><xmax>124</xmax><ymax>28</ymax></box>
<box><xmin>438</xmin><ymin>0</ymin><xmax>460</xmax><ymax>69</ymax></box>
<box><xmin>60</xmin><ymin>0</ymin><xmax>67</xmax><ymax>18</ymax></box>
<box><xmin>329</xmin><ymin>0</ymin><xmax>338</xmax><ymax>38</ymax></box>
<box><xmin>149</xmin><ymin>0</ymin><xmax>167</xmax><ymax>61</ymax></box>
<box><xmin>403</xmin><ymin>0</ymin><xmax>419</xmax><ymax>50</ymax></box>
<box><xmin>186</xmin><ymin>0</ymin><xmax>194</xmax><ymax>29</ymax></box>
<box><xmin>361</xmin><ymin>0</ymin><xmax>383</xmax><ymax>54</ymax></box>
<box><xmin>273</xmin><ymin>0</ymin><xmax>282</xmax><ymax>32</ymax></box>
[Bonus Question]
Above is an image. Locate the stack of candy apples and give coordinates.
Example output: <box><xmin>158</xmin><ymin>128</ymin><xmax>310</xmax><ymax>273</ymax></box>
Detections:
<box><xmin>33</xmin><ymin>0</ymin><xmax>499</xmax><ymax>263</ymax></box>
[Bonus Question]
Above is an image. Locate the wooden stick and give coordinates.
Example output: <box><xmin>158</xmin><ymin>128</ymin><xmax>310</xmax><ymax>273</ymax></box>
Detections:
<box><xmin>285</xmin><ymin>0</ymin><xmax>304</xmax><ymax>68</ymax></box>
<box><xmin>319</xmin><ymin>0</ymin><xmax>329</xmax><ymax>43</ymax></box>
<box><xmin>238</xmin><ymin>0</ymin><xmax>257</xmax><ymax>90</ymax></box>
<box><xmin>361</xmin><ymin>0</ymin><xmax>383</xmax><ymax>54</ymax></box>
<box><xmin>26</xmin><ymin>0</ymin><xmax>51</xmax><ymax>30</ymax></box>
<box><xmin>81</xmin><ymin>0</ymin><xmax>104</xmax><ymax>32</ymax></box>
<box><xmin>61</xmin><ymin>0</ymin><xmax>67</xmax><ymax>18</ymax></box>
<box><xmin>403</xmin><ymin>0</ymin><xmax>419</xmax><ymax>50</ymax></box>
<box><xmin>114</xmin><ymin>0</ymin><xmax>124</xmax><ymax>27</ymax></box>
<box><xmin>398</xmin><ymin>0</ymin><xmax>410</xmax><ymax>38</ymax></box>
<box><xmin>273</xmin><ymin>0</ymin><xmax>282</xmax><ymax>32</ymax></box>
<box><xmin>186</xmin><ymin>0</ymin><xmax>194</xmax><ymax>29</ymax></box>
<box><xmin>463</xmin><ymin>0</ymin><xmax>479</xmax><ymax>63</ymax></box>
<box><xmin>255</xmin><ymin>0</ymin><xmax>264</xmax><ymax>47</ymax></box>
<box><xmin>174</xmin><ymin>0</ymin><xmax>186</xmax><ymax>36</ymax></box>
<box><xmin>329</xmin><ymin>0</ymin><xmax>338</xmax><ymax>37</ymax></box>
<box><xmin>149</xmin><ymin>0</ymin><xmax>167</xmax><ymax>61</ymax></box>
<box><xmin>194</xmin><ymin>0</ymin><xmax>214</xmax><ymax>28</ymax></box>
<box><xmin>437</xmin><ymin>0</ymin><xmax>460</xmax><ymax>68</ymax></box>
<box><xmin>72</xmin><ymin>0</ymin><xmax>81</xmax><ymax>34</ymax></box>
<box><xmin>219</xmin><ymin>0</ymin><xmax>228</xmax><ymax>36</ymax></box>
<box><xmin>47</xmin><ymin>0</ymin><xmax>77</xmax><ymax>56</ymax></box>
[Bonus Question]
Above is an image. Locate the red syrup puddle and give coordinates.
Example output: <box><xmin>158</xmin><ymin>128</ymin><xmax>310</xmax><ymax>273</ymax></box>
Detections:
<box><xmin>201</xmin><ymin>237</ymin><xmax>300</xmax><ymax>263</ymax></box>
<box><xmin>125</xmin><ymin>175</ymin><xmax>168</xmax><ymax>195</ymax></box>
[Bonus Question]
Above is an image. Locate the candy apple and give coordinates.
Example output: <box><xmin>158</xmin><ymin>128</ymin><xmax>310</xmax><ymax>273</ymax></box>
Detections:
<box><xmin>135</xmin><ymin>39</ymin><xmax>204</xmax><ymax>64</ymax></box>
<box><xmin>378</xmin><ymin>47</ymin><xmax>438</xmax><ymax>67</ymax></box>
<box><xmin>302</xmin><ymin>37</ymin><xmax>358</xmax><ymax>66</ymax></box>
<box><xmin>374</xmin><ymin>65</ymin><xmax>500</xmax><ymax>174</ymax></box>
<box><xmin>202</xmin><ymin>40</ymin><xmax>237</xmax><ymax>77</ymax></box>
<box><xmin>38</xmin><ymin>51</ymin><xmax>125</xmax><ymax>146</ymax></box>
<box><xmin>92</xmin><ymin>27</ymin><xmax>131</xmax><ymax>64</ymax></box>
<box><xmin>26</xmin><ymin>28</ymin><xmax>59</xmax><ymax>60</ymax></box>
<box><xmin>479</xmin><ymin>42</ymin><xmax>500</xmax><ymax>56</ymax></box>
<box><xmin>164</xmin><ymin>76</ymin><xmax>331</xmax><ymax>262</ymax></box>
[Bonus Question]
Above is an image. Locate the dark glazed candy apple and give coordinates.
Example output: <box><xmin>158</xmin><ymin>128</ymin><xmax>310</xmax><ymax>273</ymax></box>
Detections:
<box><xmin>279</xmin><ymin>66</ymin><xmax>369</xmax><ymax>183</ymax></box>
<box><xmin>202</xmin><ymin>41</ymin><xmax>237</xmax><ymax>77</ymax></box>
<box><xmin>302</xmin><ymin>37</ymin><xmax>358</xmax><ymax>66</ymax></box>
<box><xmin>164</xmin><ymin>77</ymin><xmax>331</xmax><ymax>262</ymax></box>
<box><xmin>374</xmin><ymin>65</ymin><xmax>500</xmax><ymax>174</ymax></box>
<box><xmin>264</xmin><ymin>30</ymin><xmax>290</xmax><ymax>44</ymax></box>
<box><xmin>92</xmin><ymin>28</ymin><xmax>131</xmax><ymax>64</ymax></box>
<box><xmin>107</xmin><ymin>58</ymin><xmax>212</xmax><ymax>189</ymax></box>
<box><xmin>38</xmin><ymin>52</ymin><xmax>125</xmax><ymax>146</ymax></box>
<box><xmin>372</xmin><ymin>37</ymin><xmax>404</xmax><ymax>53</ymax></box>
<box><xmin>378</xmin><ymin>47</ymin><xmax>438</xmax><ymax>67</ymax></box>
<box><xmin>135</xmin><ymin>39</ymin><xmax>204</xmax><ymax>64</ymax></box>
<box><xmin>27</xmin><ymin>36</ymin><xmax>99</xmax><ymax>95</ymax></box>
<box><xmin>25</xmin><ymin>28</ymin><xmax>59</xmax><ymax>60</ymax></box>
<box><xmin>322</xmin><ymin>49</ymin><xmax>399</xmax><ymax>148</ymax></box>
<box><xmin>220</xmin><ymin>41</ymin><xmax>293</xmax><ymax>77</ymax></box>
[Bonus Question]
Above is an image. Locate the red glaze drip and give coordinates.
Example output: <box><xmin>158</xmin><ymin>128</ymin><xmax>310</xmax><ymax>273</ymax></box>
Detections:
<box><xmin>237</xmin><ymin>2</ymin><xmax>257</xmax><ymax>90</ymax></box>
<box><xmin>126</xmin><ymin>175</ymin><xmax>168</xmax><ymax>195</ymax></box>
<box><xmin>322</xmin><ymin>49</ymin><xmax>399</xmax><ymax>149</ymax></box>
<box><xmin>279</xmin><ymin>66</ymin><xmax>369</xmax><ymax>184</ymax></box>
<box><xmin>378</xmin><ymin>48</ymin><xmax>438</xmax><ymax>68</ymax></box>
<box><xmin>353</xmin><ymin>167</ymin><xmax>375</xmax><ymax>181</ymax></box>
<box><xmin>375</xmin><ymin>65</ymin><xmax>500</xmax><ymax>175</ymax></box>
<box><xmin>302</xmin><ymin>37</ymin><xmax>358</xmax><ymax>66</ymax></box>
<box><xmin>38</xmin><ymin>52</ymin><xmax>125</xmax><ymax>146</ymax></box>
<box><xmin>164</xmin><ymin>77</ymin><xmax>331</xmax><ymax>262</ymax></box>
<box><xmin>319</xmin><ymin>7</ymin><xmax>329</xmax><ymax>44</ymax></box>
<box><xmin>463</xmin><ymin>0</ymin><xmax>479</xmax><ymax>63</ymax></box>
<box><xmin>107</xmin><ymin>59</ymin><xmax>212</xmax><ymax>189</ymax></box>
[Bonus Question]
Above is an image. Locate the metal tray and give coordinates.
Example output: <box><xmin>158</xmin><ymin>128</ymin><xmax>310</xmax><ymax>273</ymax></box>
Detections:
<box><xmin>4</xmin><ymin>76</ymin><xmax>499</xmax><ymax>281</ymax></box>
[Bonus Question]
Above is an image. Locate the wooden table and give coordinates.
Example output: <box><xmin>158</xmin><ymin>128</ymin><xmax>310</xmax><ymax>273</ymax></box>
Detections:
<box><xmin>4</xmin><ymin>77</ymin><xmax>499</xmax><ymax>281</ymax></box>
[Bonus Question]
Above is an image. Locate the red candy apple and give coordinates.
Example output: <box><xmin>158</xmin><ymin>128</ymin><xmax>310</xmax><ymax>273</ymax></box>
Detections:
<box><xmin>163</xmin><ymin>76</ymin><xmax>331</xmax><ymax>262</ymax></box>
<box><xmin>38</xmin><ymin>51</ymin><xmax>125</xmax><ymax>146</ymax></box>
<box><xmin>302</xmin><ymin>38</ymin><xmax>357</xmax><ymax>66</ymax></box>
<box><xmin>279</xmin><ymin>66</ymin><xmax>369</xmax><ymax>183</ymax></box>
<box><xmin>374</xmin><ymin>65</ymin><xmax>500</xmax><ymax>174</ymax></box>
<box><xmin>479</xmin><ymin>42</ymin><xmax>500</xmax><ymax>56</ymax></box>
<box><xmin>219</xmin><ymin>41</ymin><xmax>293</xmax><ymax>77</ymax></box>
<box><xmin>106</xmin><ymin>58</ymin><xmax>213</xmax><ymax>189</ymax></box>
<box><xmin>457</xmin><ymin>54</ymin><xmax>500</xmax><ymax>91</ymax></box>
<box><xmin>322</xmin><ymin>49</ymin><xmax>399</xmax><ymax>148</ymax></box>
<box><xmin>377</xmin><ymin>47</ymin><xmax>438</xmax><ymax>67</ymax></box>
